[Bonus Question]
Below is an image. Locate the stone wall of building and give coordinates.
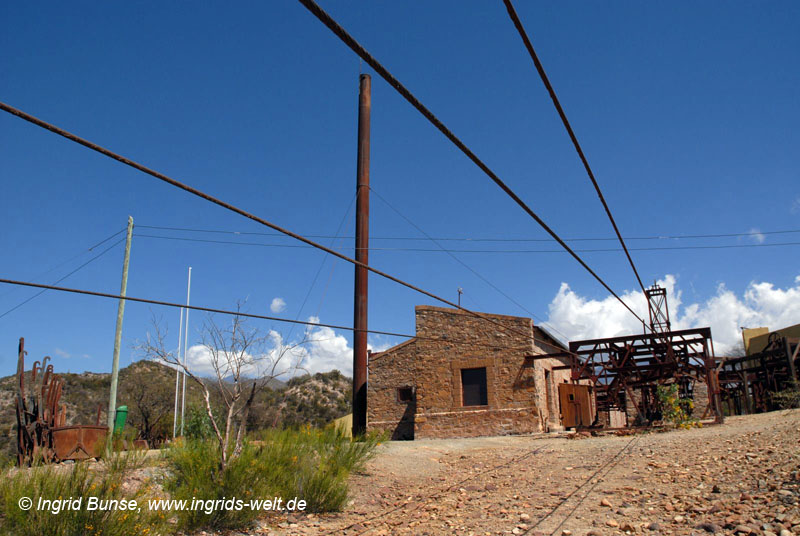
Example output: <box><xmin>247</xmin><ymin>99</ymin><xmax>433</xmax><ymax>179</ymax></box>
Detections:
<box><xmin>529</xmin><ymin>354</ymin><xmax>575</xmax><ymax>430</ymax></box>
<box><xmin>625</xmin><ymin>388</ymin><xmax>644</xmax><ymax>425</ymax></box>
<box><xmin>692</xmin><ymin>378</ymin><xmax>710</xmax><ymax>419</ymax></box>
<box><xmin>413</xmin><ymin>306</ymin><xmax>545</xmax><ymax>439</ymax></box>
<box><xmin>367</xmin><ymin>306</ymin><xmax>579</xmax><ymax>440</ymax></box>
<box><xmin>367</xmin><ymin>339</ymin><xmax>417</xmax><ymax>439</ymax></box>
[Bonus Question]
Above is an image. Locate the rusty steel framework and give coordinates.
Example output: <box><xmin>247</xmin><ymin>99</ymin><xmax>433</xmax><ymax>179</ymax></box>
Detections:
<box><xmin>718</xmin><ymin>333</ymin><xmax>799</xmax><ymax>415</ymax></box>
<box><xmin>15</xmin><ymin>337</ymin><xmax>107</xmax><ymax>465</ymax></box>
<box><xmin>534</xmin><ymin>285</ymin><xmax>724</xmax><ymax>426</ymax></box>
<box><xmin>562</xmin><ymin>327</ymin><xmax>723</xmax><ymax>425</ymax></box>
<box><xmin>645</xmin><ymin>283</ymin><xmax>671</xmax><ymax>333</ymax></box>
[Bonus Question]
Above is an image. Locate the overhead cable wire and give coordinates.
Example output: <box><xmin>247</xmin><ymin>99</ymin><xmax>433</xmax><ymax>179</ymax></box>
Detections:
<box><xmin>137</xmin><ymin>224</ymin><xmax>800</xmax><ymax>243</ymax></box>
<box><xmin>140</xmin><ymin>229</ymin><xmax>572</xmax><ymax>355</ymax></box>
<box><xmin>0</xmin><ymin>227</ymin><xmax>126</xmax><ymax>301</ymax></box>
<box><xmin>287</xmin><ymin>192</ymin><xmax>357</xmax><ymax>342</ymax></box>
<box><xmin>0</xmin><ymin>237</ymin><xmax>126</xmax><ymax>319</ymax></box>
<box><xmin>313</xmin><ymin>202</ymin><xmax>356</xmax><ymax>320</ymax></box>
<box><xmin>138</xmin><ymin>232</ymin><xmax>572</xmax><ymax>353</ymax></box>
<box><xmin>502</xmin><ymin>0</ymin><xmax>646</xmax><ymax>294</ymax></box>
<box><xmin>133</xmin><ymin>233</ymin><xmax>800</xmax><ymax>253</ymax></box>
<box><xmin>0</xmin><ymin>278</ymin><xmax>544</xmax><ymax>351</ymax></box>
<box><xmin>295</xmin><ymin>0</ymin><xmax>646</xmax><ymax>327</ymax></box>
<box><xmin>0</xmin><ymin>101</ymin><xmax>540</xmax><ymax>346</ymax></box>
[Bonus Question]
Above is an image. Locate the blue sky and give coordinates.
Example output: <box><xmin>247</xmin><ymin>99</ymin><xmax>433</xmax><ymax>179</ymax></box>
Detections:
<box><xmin>1</xmin><ymin>1</ymin><xmax>799</xmax><ymax>377</ymax></box>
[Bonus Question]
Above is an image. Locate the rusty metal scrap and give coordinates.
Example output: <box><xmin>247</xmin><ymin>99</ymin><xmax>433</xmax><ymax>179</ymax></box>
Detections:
<box><xmin>15</xmin><ymin>337</ymin><xmax>108</xmax><ymax>465</ymax></box>
<box><xmin>719</xmin><ymin>333</ymin><xmax>800</xmax><ymax>414</ymax></box>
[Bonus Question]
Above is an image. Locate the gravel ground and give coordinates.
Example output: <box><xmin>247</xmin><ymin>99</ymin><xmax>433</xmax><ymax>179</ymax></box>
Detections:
<box><xmin>250</xmin><ymin>409</ymin><xmax>800</xmax><ymax>536</ymax></box>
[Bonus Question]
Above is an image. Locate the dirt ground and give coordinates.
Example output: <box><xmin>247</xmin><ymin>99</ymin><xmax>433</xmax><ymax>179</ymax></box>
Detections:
<box><xmin>258</xmin><ymin>409</ymin><xmax>800</xmax><ymax>536</ymax></box>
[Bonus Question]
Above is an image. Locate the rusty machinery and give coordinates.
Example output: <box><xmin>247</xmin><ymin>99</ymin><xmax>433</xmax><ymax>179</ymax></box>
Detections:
<box><xmin>533</xmin><ymin>284</ymin><xmax>724</xmax><ymax>427</ymax></box>
<box><xmin>15</xmin><ymin>337</ymin><xmax>108</xmax><ymax>465</ymax></box>
<box><xmin>718</xmin><ymin>332</ymin><xmax>799</xmax><ymax>414</ymax></box>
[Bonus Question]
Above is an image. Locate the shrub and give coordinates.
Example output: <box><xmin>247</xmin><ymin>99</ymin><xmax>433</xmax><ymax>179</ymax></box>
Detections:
<box><xmin>770</xmin><ymin>382</ymin><xmax>800</xmax><ymax>409</ymax></box>
<box><xmin>656</xmin><ymin>383</ymin><xmax>699</xmax><ymax>429</ymax></box>
<box><xmin>102</xmin><ymin>448</ymin><xmax>148</xmax><ymax>479</ymax></box>
<box><xmin>183</xmin><ymin>406</ymin><xmax>217</xmax><ymax>441</ymax></box>
<box><xmin>254</xmin><ymin>426</ymin><xmax>381</xmax><ymax>512</ymax></box>
<box><xmin>0</xmin><ymin>461</ymin><xmax>168</xmax><ymax>536</ymax></box>
<box><xmin>162</xmin><ymin>439</ymin><xmax>268</xmax><ymax>532</ymax></box>
<box><xmin>164</xmin><ymin>426</ymin><xmax>383</xmax><ymax>532</ymax></box>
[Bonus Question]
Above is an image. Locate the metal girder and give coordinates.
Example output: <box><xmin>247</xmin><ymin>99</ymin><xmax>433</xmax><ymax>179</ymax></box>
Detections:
<box><xmin>718</xmin><ymin>334</ymin><xmax>799</xmax><ymax>414</ymax></box>
<box><xmin>538</xmin><ymin>326</ymin><xmax>724</xmax><ymax>425</ymax></box>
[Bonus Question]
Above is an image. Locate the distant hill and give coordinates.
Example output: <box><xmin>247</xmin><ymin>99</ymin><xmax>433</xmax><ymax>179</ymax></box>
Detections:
<box><xmin>0</xmin><ymin>360</ymin><xmax>349</xmax><ymax>460</ymax></box>
<box><xmin>254</xmin><ymin>370</ymin><xmax>352</xmax><ymax>429</ymax></box>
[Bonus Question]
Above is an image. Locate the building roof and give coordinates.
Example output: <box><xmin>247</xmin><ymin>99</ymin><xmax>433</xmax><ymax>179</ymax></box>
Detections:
<box><xmin>533</xmin><ymin>324</ymin><xmax>568</xmax><ymax>352</ymax></box>
<box><xmin>369</xmin><ymin>338</ymin><xmax>416</xmax><ymax>361</ymax></box>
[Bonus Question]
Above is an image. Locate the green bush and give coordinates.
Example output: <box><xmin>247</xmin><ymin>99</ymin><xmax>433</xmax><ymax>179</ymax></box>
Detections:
<box><xmin>164</xmin><ymin>426</ymin><xmax>383</xmax><ymax>532</ymax></box>
<box><xmin>162</xmin><ymin>439</ymin><xmax>267</xmax><ymax>532</ymax></box>
<box><xmin>656</xmin><ymin>383</ymin><xmax>699</xmax><ymax>429</ymax></box>
<box><xmin>251</xmin><ymin>426</ymin><xmax>382</xmax><ymax>512</ymax></box>
<box><xmin>771</xmin><ymin>382</ymin><xmax>800</xmax><ymax>409</ymax></box>
<box><xmin>102</xmin><ymin>448</ymin><xmax>148</xmax><ymax>480</ymax></box>
<box><xmin>183</xmin><ymin>406</ymin><xmax>217</xmax><ymax>441</ymax></box>
<box><xmin>0</xmin><ymin>461</ymin><xmax>168</xmax><ymax>536</ymax></box>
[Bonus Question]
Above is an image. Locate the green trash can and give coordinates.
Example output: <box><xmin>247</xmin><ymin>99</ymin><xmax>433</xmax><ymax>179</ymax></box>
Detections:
<box><xmin>114</xmin><ymin>405</ymin><xmax>128</xmax><ymax>434</ymax></box>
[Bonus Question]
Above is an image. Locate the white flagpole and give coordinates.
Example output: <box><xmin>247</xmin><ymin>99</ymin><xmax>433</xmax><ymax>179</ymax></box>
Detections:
<box><xmin>180</xmin><ymin>267</ymin><xmax>192</xmax><ymax>436</ymax></box>
<box><xmin>172</xmin><ymin>306</ymin><xmax>184</xmax><ymax>439</ymax></box>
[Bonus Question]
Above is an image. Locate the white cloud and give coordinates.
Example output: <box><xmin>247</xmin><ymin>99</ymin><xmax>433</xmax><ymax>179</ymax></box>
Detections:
<box><xmin>270</xmin><ymin>297</ymin><xmax>287</xmax><ymax>314</ymax></box>
<box><xmin>746</xmin><ymin>228</ymin><xmax>765</xmax><ymax>244</ymax></box>
<box><xmin>546</xmin><ymin>274</ymin><xmax>800</xmax><ymax>356</ymax></box>
<box><xmin>54</xmin><ymin>348</ymin><xmax>70</xmax><ymax>358</ymax></box>
<box><xmin>791</xmin><ymin>197</ymin><xmax>800</xmax><ymax>214</ymax></box>
<box><xmin>180</xmin><ymin>315</ymin><xmax>354</xmax><ymax>380</ymax></box>
<box><xmin>367</xmin><ymin>337</ymin><xmax>392</xmax><ymax>354</ymax></box>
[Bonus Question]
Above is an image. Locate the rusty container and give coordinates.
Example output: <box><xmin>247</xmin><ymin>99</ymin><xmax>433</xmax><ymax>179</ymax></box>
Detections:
<box><xmin>51</xmin><ymin>425</ymin><xmax>108</xmax><ymax>461</ymax></box>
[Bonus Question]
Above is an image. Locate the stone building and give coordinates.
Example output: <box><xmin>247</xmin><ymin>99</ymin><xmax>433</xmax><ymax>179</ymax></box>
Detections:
<box><xmin>367</xmin><ymin>305</ymin><xmax>580</xmax><ymax>440</ymax></box>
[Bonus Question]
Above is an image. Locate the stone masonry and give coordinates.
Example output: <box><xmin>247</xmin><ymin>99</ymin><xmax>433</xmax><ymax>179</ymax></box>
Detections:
<box><xmin>367</xmin><ymin>306</ymin><xmax>574</xmax><ymax>440</ymax></box>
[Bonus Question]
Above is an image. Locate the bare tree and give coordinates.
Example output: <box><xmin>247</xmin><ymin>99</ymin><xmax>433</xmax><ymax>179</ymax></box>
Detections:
<box><xmin>136</xmin><ymin>306</ymin><xmax>306</xmax><ymax>469</ymax></box>
<box><xmin>729</xmin><ymin>340</ymin><xmax>747</xmax><ymax>358</ymax></box>
<box><xmin>119</xmin><ymin>360</ymin><xmax>175</xmax><ymax>444</ymax></box>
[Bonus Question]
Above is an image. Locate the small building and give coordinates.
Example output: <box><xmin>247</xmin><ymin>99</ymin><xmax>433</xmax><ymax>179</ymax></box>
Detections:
<box><xmin>367</xmin><ymin>305</ymin><xmax>590</xmax><ymax>440</ymax></box>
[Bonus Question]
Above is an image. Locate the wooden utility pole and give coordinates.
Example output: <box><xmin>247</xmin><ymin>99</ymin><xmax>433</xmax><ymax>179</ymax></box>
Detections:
<box><xmin>353</xmin><ymin>74</ymin><xmax>371</xmax><ymax>437</ymax></box>
<box><xmin>107</xmin><ymin>215</ymin><xmax>133</xmax><ymax>448</ymax></box>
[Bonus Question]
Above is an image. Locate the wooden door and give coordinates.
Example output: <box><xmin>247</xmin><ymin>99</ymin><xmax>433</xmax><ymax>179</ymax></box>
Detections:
<box><xmin>558</xmin><ymin>383</ymin><xmax>593</xmax><ymax>428</ymax></box>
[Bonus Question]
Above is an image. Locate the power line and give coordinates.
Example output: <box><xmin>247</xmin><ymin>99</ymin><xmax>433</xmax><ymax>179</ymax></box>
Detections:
<box><xmin>313</xmin><ymin>202</ymin><xmax>356</xmax><ymax>320</ymax></box>
<box><xmin>296</xmin><ymin>0</ymin><xmax>647</xmax><ymax>327</ymax></box>
<box><xmin>0</xmin><ymin>227</ymin><xmax>126</xmax><ymax>301</ymax></box>
<box><xmin>0</xmin><ymin>237</ymin><xmax>125</xmax><ymax>319</ymax></box>
<box><xmin>286</xmin><ymin>192</ymin><xmax>357</xmax><ymax>343</ymax></box>
<box><xmin>0</xmin><ymin>277</ymin><xmax>548</xmax><ymax>352</ymax></box>
<box><xmin>0</xmin><ymin>102</ymin><xmax>541</xmax><ymax>349</ymax></box>
<box><xmin>502</xmin><ymin>0</ymin><xmax>646</xmax><ymax>294</ymax></box>
<box><xmin>137</xmin><ymin>224</ymin><xmax>800</xmax><ymax>243</ymax></box>
<box><xmin>133</xmin><ymin>233</ymin><xmax>800</xmax><ymax>253</ymax></box>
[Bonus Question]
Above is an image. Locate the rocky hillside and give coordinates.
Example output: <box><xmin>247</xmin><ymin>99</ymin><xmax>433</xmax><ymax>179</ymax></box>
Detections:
<box><xmin>281</xmin><ymin>370</ymin><xmax>353</xmax><ymax>428</ymax></box>
<box><xmin>247</xmin><ymin>370</ymin><xmax>352</xmax><ymax>430</ymax></box>
<box><xmin>1</xmin><ymin>361</ymin><xmax>351</xmax><ymax>460</ymax></box>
